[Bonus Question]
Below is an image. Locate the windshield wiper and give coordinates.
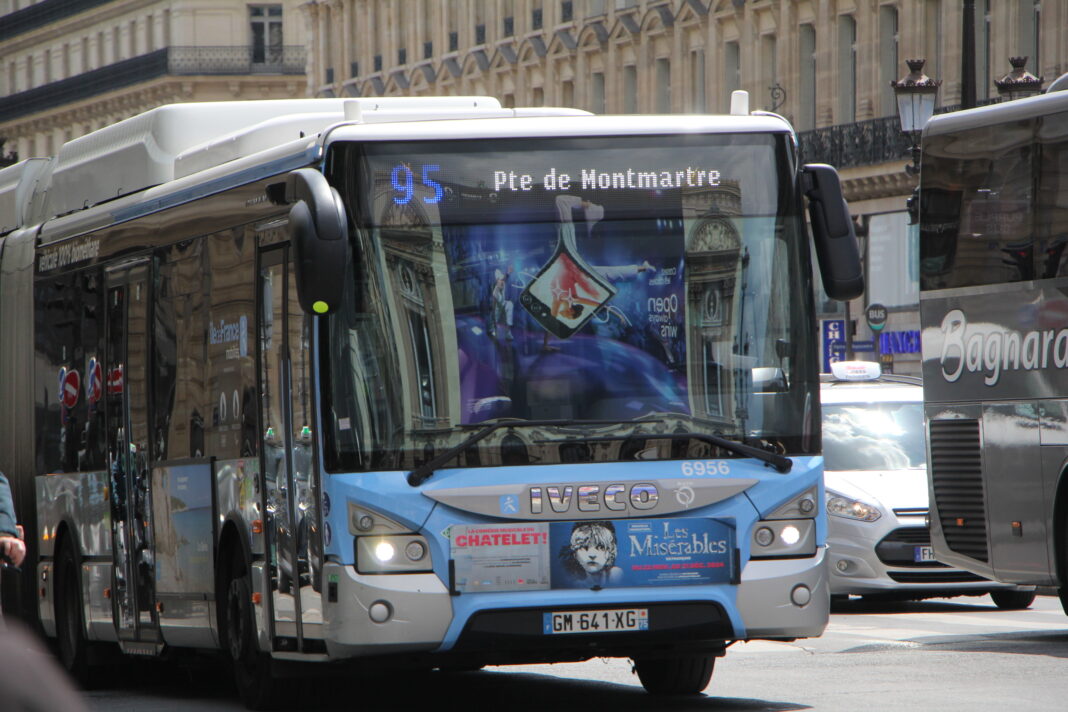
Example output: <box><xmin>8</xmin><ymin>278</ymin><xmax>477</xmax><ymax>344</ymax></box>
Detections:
<box><xmin>407</xmin><ymin>419</ymin><xmax>627</xmax><ymax>486</ymax></box>
<box><xmin>581</xmin><ymin>430</ymin><xmax>792</xmax><ymax>473</ymax></box>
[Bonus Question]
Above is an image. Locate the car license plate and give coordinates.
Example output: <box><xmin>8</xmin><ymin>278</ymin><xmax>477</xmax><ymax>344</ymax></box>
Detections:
<box><xmin>914</xmin><ymin>545</ymin><xmax>936</xmax><ymax>562</ymax></box>
<box><xmin>543</xmin><ymin>608</ymin><xmax>649</xmax><ymax>635</ymax></box>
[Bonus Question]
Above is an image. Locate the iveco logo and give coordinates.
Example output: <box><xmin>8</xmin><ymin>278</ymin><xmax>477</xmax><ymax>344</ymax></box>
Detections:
<box><xmin>528</xmin><ymin>483</ymin><xmax>659</xmax><ymax>514</ymax></box>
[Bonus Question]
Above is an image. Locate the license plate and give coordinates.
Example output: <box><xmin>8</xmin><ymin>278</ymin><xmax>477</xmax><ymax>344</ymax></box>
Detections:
<box><xmin>543</xmin><ymin>608</ymin><xmax>649</xmax><ymax>635</ymax></box>
<box><xmin>914</xmin><ymin>545</ymin><xmax>936</xmax><ymax>562</ymax></box>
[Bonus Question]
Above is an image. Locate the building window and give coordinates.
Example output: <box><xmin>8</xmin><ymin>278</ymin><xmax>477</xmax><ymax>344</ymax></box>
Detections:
<box><xmin>923</xmin><ymin>1</ymin><xmax>942</xmax><ymax>85</ymax></box>
<box><xmin>557</xmin><ymin>80</ymin><xmax>570</xmax><ymax>107</ymax></box>
<box><xmin>407</xmin><ymin>310</ymin><xmax>437</xmax><ymax>421</ymax></box>
<box><xmin>423</xmin><ymin>42</ymin><xmax>433</xmax><ymax>60</ymax></box>
<box><xmin>1018</xmin><ymin>0</ymin><xmax>1040</xmax><ymax>72</ymax></box>
<box><xmin>447</xmin><ymin>0</ymin><xmax>459</xmax><ymax>50</ymax></box>
<box><xmin>760</xmin><ymin>34</ymin><xmax>777</xmax><ymax>110</ymax></box>
<box><xmin>623</xmin><ymin>65</ymin><xmax>637</xmax><ymax>113</ymax></box>
<box><xmin>868</xmin><ymin>212</ymin><xmax>919</xmax><ymax>308</ymax></box>
<box><xmin>533</xmin><ymin>2</ymin><xmax>543</xmax><ymax>30</ymax></box>
<box><xmin>374</xmin><ymin>54</ymin><xmax>382</xmax><ymax>72</ymax></box>
<box><xmin>590</xmin><ymin>71</ymin><xmax>605</xmax><ymax>113</ymax></box>
<box><xmin>502</xmin><ymin>0</ymin><xmax>514</xmax><ymax>35</ymax></box>
<box><xmin>475</xmin><ymin>24</ymin><xmax>485</xmax><ymax>44</ymax></box>
<box><xmin>978</xmin><ymin>0</ymin><xmax>991</xmax><ymax>100</ymax></box>
<box><xmin>837</xmin><ymin>14</ymin><xmax>856</xmax><ymax>122</ymax></box>
<box><xmin>561</xmin><ymin>1</ymin><xmax>573</xmax><ymax>22</ymax></box>
<box><xmin>724</xmin><ymin>41</ymin><xmax>740</xmax><ymax>111</ymax></box>
<box><xmin>398</xmin><ymin>48</ymin><xmax>407</xmax><ymax>64</ymax></box>
<box><xmin>879</xmin><ymin>6</ymin><xmax>899</xmax><ymax>117</ymax></box>
<box><xmin>655</xmin><ymin>58</ymin><xmax>670</xmax><ymax>113</ymax></box>
<box><xmin>250</xmin><ymin>5</ymin><xmax>283</xmax><ymax>65</ymax></box>
<box><xmin>799</xmin><ymin>24</ymin><xmax>816</xmax><ymax>130</ymax></box>
<box><xmin>691</xmin><ymin>49</ymin><xmax>705</xmax><ymax>113</ymax></box>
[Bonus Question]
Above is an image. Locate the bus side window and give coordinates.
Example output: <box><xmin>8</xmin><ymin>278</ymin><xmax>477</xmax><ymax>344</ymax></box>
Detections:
<box><xmin>1038</xmin><ymin>111</ymin><xmax>1068</xmax><ymax>278</ymax></box>
<box><xmin>34</xmin><ymin>272</ymin><xmax>106</xmax><ymax>474</ymax></box>
<box><xmin>923</xmin><ymin>121</ymin><xmax>1036</xmax><ymax>289</ymax></box>
<box><xmin>206</xmin><ymin>229</ymin><xmax>258</xmax><ymax>460</ymax></box>
<box><xmin>153</xmin><ymin>240</ymin><xmax>207</xmax><ymax>461</ymax></box>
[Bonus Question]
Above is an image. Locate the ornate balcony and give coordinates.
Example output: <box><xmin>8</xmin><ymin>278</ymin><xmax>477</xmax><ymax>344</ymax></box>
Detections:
<box><xmin>0</xmin><ymin>47</ymin><xmax>306</xmax><ymax>124</ymax></box>
<box><xmin>797</xmin><ymin>115</ymin><xmax>912</xmax><ymax>169</ymax></box>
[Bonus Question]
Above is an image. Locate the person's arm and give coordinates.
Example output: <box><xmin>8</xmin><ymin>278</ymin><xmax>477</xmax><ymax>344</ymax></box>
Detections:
<box><xmin>0</xmin><ymin>472</ymin><xmax>25</xmax><ymax>568</ymax></box>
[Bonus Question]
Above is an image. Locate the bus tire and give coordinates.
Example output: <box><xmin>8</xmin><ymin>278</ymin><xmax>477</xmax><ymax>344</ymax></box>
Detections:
<box><xmin>54</xmin><ymin>542</ymin><xmax>90</xmax><ymax>686</ymax></box>
<box><xmin>990</xmin><ymin>589</ymin><xmax>1036</xmax><ymax>610</ymax></box>
<box><xmin>225</xmin><ymin>562</ymin><xmax>282</xmax><ymax>710</ymax></box>
<box><xmin>633</xmin><ymin>654</ymin><xmax>715</xmax><ymax>695</ymax></box>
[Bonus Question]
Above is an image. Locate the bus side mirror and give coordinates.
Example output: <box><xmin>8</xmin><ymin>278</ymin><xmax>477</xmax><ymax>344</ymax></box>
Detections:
<box><xmin>285</xmin><ymin>168</ymin><xmax>351</xmax><ymax>315</ymax></box>
<box><xmin>802</xmin><ymin>164</ymin><xmax>863</xmax><ymax>301</ymax></box>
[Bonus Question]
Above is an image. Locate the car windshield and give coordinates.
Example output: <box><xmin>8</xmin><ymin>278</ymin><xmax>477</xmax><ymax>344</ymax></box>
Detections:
<box><xmin>822</xmin><ymin>401</ymin><xmax>926</xmax><ymax>471</ymax></box>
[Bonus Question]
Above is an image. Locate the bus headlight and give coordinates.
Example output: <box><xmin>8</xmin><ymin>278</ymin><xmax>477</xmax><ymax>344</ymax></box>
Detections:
<box><xmin>826</xmin><ymin>489</ymin><xmax>882</xmax><ymax>522</ymax></box>
<box><xmin>356</xmin><ymin>535</ymin><xmax>433</xmax><ymax>574</ymax></box>
<box><xmin>750</xmin><ymin>519</ymin><xmax>817</xmax><ymax>558</ymax></box>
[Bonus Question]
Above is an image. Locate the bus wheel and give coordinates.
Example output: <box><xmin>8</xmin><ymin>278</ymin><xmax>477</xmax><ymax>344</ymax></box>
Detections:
<box><xmin>54</xmin><ymin>543</ymin><xmax>90</xmax><ymax>686</ymax></box>
<box><xmin>633</xmin><ymin>654</ymin><xmax>715</xmax><ymax>695</ymax></box>
<box><xmin>225</xmin><ymin>565</ymin><xmax>281</xmax><ymax>710</ymax></box>
<box><xmin>990</xmin><ymin>590</ymin><xmax>1036</xmax><ymax>610</ymax></box>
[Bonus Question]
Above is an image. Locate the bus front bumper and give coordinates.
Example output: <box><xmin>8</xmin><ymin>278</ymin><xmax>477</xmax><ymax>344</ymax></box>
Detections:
<box><xmin>321</xmin><ymin>563</ymin><xmax>452</xmax><ymax>659</ymax></box>
<box><xmin>736</xmin><ymin>546</ymin><xmax>829</xmax><ymax>640</ymax></box>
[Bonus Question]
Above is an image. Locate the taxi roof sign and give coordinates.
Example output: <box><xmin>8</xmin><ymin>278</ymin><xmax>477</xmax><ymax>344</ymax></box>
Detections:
<box><xmin>830</xmin><ymin>360</ymin><xmax>882</xmax><ymax>381</ymax></box>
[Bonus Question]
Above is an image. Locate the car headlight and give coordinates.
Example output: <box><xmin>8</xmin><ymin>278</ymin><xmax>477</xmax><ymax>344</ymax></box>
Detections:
<box><xmin>825</xmin><ymin>489</ymin><xmax>882</xmax><ymax>522</ymax></box>
<box><xmin>355</xmin><ymin>535</ymin><xmax>433</xmax><ymax>574</ymax></box>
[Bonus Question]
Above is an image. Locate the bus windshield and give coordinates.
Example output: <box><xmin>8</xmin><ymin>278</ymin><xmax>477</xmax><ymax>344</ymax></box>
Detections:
<box><xmin>323</xmin><ymin>133</ymin><xmax>818</xmax><ymax>472</ymax></box>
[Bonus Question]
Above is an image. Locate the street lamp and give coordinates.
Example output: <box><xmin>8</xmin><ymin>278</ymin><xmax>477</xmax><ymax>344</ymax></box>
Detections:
<box><xmin>994</xmin><ymin>57</ymin><xmax>1044</xmax><ymax>102</ymax></box>
<box><xmin>891</xmin><ymin>59</ymin><xmax>941</xmax><ymax>176</ymax></box>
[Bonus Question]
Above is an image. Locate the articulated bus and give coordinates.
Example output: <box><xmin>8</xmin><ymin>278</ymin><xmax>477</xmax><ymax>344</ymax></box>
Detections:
<box><xmin>0</xmin><ymin>94</ymin><xmax>861</xmax><ymax>707</ymax></box>
<box><xmin>919</xmin><ymin>75</ymin><xmax>1068</xmax><ymax>611</ymax></box>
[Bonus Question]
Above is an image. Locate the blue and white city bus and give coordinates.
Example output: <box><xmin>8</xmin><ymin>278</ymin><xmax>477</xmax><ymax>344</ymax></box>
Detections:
<box><xmin>0</xmin><ymin>94</ymin><xmax>860</xmax><ymax>707</ymax></box>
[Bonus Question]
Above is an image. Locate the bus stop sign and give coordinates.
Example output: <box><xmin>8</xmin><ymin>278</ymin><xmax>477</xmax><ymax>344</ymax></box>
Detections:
<box><xmin>866</xmin><ymin>303</ymin><xmax>888</xmax><ymax>332</ymax></box>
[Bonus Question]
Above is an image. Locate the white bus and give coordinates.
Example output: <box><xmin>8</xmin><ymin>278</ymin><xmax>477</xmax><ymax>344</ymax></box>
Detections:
<box><xmin>919</xmin><ymin>74</ymin><xmax>1068</xmax><ymax>610</ymax></box>
<box><xmin>0</xmin><ymin>94</ymin><xmax>861</xmax><ymax>707</ymax></box>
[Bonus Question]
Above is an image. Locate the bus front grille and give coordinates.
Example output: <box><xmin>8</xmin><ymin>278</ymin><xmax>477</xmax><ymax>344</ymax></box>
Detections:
<box><xmin>928</xmin><ymin>419</ymin><xmax>989</xmax><ymax>563</ymax></box>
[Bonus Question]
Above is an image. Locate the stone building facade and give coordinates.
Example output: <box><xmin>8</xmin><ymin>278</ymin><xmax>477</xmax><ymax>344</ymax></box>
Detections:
<box><xmin>300</xmin><ymin>0</ymin><xmax>1068</xmax><ymax>374</ymax></box>
<box><xmin>2</xmin><ymin>1</ymin><xmax>1066</xmax><ymax>375</ymax></box>
<box><xmin>0</xmin><ymin>0</ymin><xmax>308</xmax><ymax>161</ymax></box>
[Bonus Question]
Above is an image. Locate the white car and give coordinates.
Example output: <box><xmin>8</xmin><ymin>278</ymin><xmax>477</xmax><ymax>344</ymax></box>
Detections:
<box><xmin>820</xmin><ymin>361</ymin><xmax>1035</xmax><ymax>608</ymax></box>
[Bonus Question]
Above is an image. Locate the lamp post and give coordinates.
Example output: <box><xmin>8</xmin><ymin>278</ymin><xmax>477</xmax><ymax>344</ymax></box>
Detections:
<box><xmin>891</xmin><ymin>59</ymin><xmax>941</xmax><ymax>176</ymax></box>
<box><xmin>994</xmin><ymin>57</ymin><xmax>1044</xmax><ymax>101</ymax></box>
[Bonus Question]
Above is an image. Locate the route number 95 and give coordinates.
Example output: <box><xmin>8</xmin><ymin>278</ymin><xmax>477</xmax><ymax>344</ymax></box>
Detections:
<box><xmin>681</xmin><ymin>460</ymin><xmax>731</xmax><ymax>477</ymax></box>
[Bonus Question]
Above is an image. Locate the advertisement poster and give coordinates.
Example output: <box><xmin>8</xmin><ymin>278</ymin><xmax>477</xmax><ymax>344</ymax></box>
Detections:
<box><xmin>548</xmin><ymin>518</ymin><xmax>733</xmax><ymax>589</ymax></box>
<box><xmin>441</xmin><ymin>187</ymin><xmax>688</xmax><ymax>424</ymax></box>
<box><xmin>451</xmin><ymin>523</ymin><xmax>551</xmax><ymax>593</ymax></box>
<box><xmin>450</xmin><ymin>518</ymin><xmax>733</xmax><ymax>592</ymax></box>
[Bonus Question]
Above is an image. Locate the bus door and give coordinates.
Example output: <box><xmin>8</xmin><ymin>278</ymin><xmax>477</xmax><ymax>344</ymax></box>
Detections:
<box><xmin>105</xmin><ymin>261</ymin><xmax>158</xmax><ymax>644</ymax></box>
<box><xmin>258</xmin><ymin>246</ymin><xmax>322</xmax><ymax>650</ymax></box>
